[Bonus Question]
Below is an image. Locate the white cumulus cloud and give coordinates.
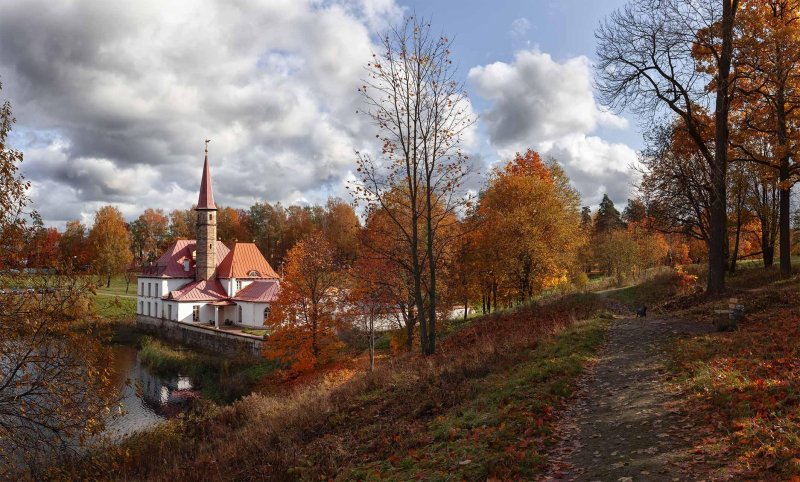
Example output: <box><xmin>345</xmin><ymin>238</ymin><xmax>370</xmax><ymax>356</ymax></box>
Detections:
<box><xmin>467</xmin><ymin>49</ymin><xmax>637</xmax><ymax>207</ymax></box>
<box><xmin>0</xmin><ymin>0</ymin><xmax>405</xmax><ymax>226</ymax></box>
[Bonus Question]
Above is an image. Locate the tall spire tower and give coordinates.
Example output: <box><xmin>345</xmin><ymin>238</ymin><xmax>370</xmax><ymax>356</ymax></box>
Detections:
<box><xmin>195</xmin><ymin>139</ymin><xmax>218</xmax><ymax>281</ymax></box>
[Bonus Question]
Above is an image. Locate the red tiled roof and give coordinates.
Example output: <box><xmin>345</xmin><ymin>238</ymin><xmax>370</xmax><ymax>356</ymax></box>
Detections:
<box><xmin>217</xmin><ymin>243</ymin><xmax>279</xmax><ymax>279</ymax></box>
<box><xmin>197</xmin><ymin>154</ymin><xmax>216</xmax><ymax>210</ymax></box>
<box><xmin>232</xmin><ymin>280</ymin><xmax>280</xmax><ymax>303</ymax></box>
<box><xmin>140</xmin><ymin>239</ymin><xmax>230</xmax><ymax>278</ymax></box>
<box><xmin>165</xmin><ymin>279</ymin><xmax>228</xmax><ymax>302</ymax></box>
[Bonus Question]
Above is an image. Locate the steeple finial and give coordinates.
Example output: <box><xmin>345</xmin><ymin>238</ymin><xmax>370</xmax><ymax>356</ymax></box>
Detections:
<box><xmin>204</xmin><ymin>138</ymin><xmax>211</xmax><ymax>154</ymax></box>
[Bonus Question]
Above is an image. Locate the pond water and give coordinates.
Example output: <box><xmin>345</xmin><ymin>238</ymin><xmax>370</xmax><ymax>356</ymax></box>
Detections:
<box><xmin>103</xmin><ymin>345</ymin><xmax>200</xmax><ymax>439</ymax></box>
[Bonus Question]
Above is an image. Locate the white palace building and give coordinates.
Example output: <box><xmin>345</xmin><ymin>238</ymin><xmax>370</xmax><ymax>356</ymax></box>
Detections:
<box><xmin>136</xmin><ymin>148</ymin><xmax>280</xmax><ymax>330</ymax></box>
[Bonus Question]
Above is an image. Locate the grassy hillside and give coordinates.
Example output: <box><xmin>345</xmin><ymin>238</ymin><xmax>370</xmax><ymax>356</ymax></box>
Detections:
<box><xmin>59</xmin><ymin>293</ymin><xmax>611</xmax><ymax>480</ymax></box>
<box><xmin>52</xmin><ymin>261</ymin><xmax>800</xmax><ymax>480</ymax></box>
<box><xmin>664</xmin><ymin>271</ymin><xmax>800</xmax><ymax>478</ymax></box>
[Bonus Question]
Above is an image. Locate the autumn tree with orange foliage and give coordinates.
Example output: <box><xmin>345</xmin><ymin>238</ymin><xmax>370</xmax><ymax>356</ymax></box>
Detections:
<box><xmin>27</xmin><ymin>222</ymin><xmax>61</xmax><ymax>270</ymax></box>
<box><xmin>355</xmin><ymin>188</ymin><xmax>461</xmax><ymax>351</ymax></box>
<box><xmin>730</xmin><ymin>0</ymin><xmax>800</xmax><ymax>275</ymax></box>
<box><xmin>59</xmin><ymin>220</ymin><xmax>90</xmax><ymax>269</ymax></box>
<box><xmin>168</xmin><ymin>207</ymin><xmax>197</xmax><ymax>241</ymax></box>
<box><xmin>130</xmin><ymin>207</ymin><xmax>169</xmax><ymax>266</ymax></box>
<box><xmin>441</xmin><ymin>222</ymin><xmax>479</xmax><ymax>321</ymax></box>
<box><xmin>321</xmin><ymin>198</ymin><xmax>360</xmax><ymax>266</ymax></box>
<box><xmin>264</xmin><ymin>232</ymin><xmax>342</xmax><ymax>373</ymax></box>
<box><xmin>474</xmin><ymin>150</ymin><xmax>584</xmax><ymax>304</ymax></box>
<box><xmin>0</xmin><ymin>82</ymin><xmax>116</xmax><ymax>478</ymax></box>
<box><xmin>216</xmin><ymin>206</ymin><xmax>252</xmax><ymax>245</ymax></box>
<box><xmin>345</xmin><ymin>253</ymin><xmax>398</xmax><ymax>370</ymax></box>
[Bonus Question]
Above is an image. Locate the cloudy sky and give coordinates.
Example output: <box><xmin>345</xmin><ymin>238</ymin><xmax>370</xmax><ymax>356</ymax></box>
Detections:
<box><xmin>0</xmin><ymin>0</ymin><xmax>640</xmax><ymax>228</ymax></box>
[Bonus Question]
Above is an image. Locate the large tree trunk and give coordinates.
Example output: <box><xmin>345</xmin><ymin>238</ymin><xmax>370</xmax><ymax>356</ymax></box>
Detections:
<box><xmin>777</xmin><ymin>118</ymin><xmax>792</xmax><ymax>275</ymax></box>
<box><xmin>491</xmin><ymin>279</ymin><xmax>497</xmax><ymax>314</ymax></box>
<box><xmin>413</xmin><ymin>267</ymin><xmax>427</xmax><ymax>355</ymax></box>
<box><xmin>368</xmin><ymin>314</ymin><xmax>375</xmax><ymax>372</ymax></box>
<box><xmin>405</xmin><ymin>304</ymin><xmax>416</xmax><ymax>352</ymax></box>
<box><xmin>775</xmin><ymin>79</ymin><xmax>793</xmax><ymax>276</ymax></box>
<box><xmin>311</xmin><ymin>305</ymin><xmax>319</xmax><ymax>357</ymax></box>
<box><xmin>424</xmin><ymin>186</ymin><xmax>437</xmax><ymax>356</ymax></box>
<box><xmin>708</xmin><ymin>0</ymin><xmax>738</xmax><ymax>296</ymax></box>
<box><xmin>779</xmin><ymin>169</ymin><xmax>791</xmax><ymax>275</ymax></box>
<box><xmin>763</xmin><ymin>238</ymin><xmax>775</xmax><ymax>267</ymax></box>
<box><xmin>730</xmin><ymin>205</ymin><xmax>742</xmax><ymax>273</ymax></box>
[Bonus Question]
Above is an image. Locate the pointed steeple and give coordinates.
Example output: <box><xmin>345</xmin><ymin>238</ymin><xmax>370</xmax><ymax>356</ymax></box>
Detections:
<box><xmin>195</xmin><ymin>139</ymin><xmax>218</xmax><ymax>281</ymax></box>
<box><xmin>197</xmin><ymin>139</ymin><xmax>216</xmax><ymax>210</ymax></box>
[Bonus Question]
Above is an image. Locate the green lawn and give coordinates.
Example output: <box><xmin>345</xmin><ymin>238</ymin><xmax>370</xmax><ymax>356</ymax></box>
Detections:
<box><xmin>94</xmin><ymin>274</ymin><xmax>137</xmax><ymax>297</ymax></box>
<box><xmin>93</xmin><ymin>295</ymin><xmax>136</xmax><ymax>320</ymax></box>
<box><xmin>734</xmin><ymin>254</ymin><xmax>800</xmax><ymax>269</ymax></box>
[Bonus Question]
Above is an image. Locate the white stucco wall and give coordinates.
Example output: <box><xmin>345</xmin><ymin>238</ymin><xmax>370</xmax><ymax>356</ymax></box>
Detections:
<box><xmin>219</xmin><ymin>278</ymin><xmax>254</xmax><ymax>297</ymax></box>
<box><xmin>221</xmin><ymin>305</ymin><xmax>237</xmax><ymax>324</ymax></box>
<box><xmin>136</xmin><ymin>277</ymin><xmax>193</xmax><ymax>317</ymax></box>
<box><xmin>173</xmin><ymin>302</ymin><xmax>217</xmax><ymax>324</ymax></box>
<box><xmin>232</xmin><ymin>301</ymin><xmax>270</xmax><ymax>327</ymax></box>
<box><xmin>135</xmin><ymin>277</ymin><xmax>271</xmax><ymax>329</ymax></box>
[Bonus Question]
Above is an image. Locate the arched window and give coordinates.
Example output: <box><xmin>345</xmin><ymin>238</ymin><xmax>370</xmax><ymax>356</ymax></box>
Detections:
<box><xmin>263</xmin><ymin>306</ymin><xmax>271</xmax><ymax>322</ymax></box>
<box><xmin>238</xmin><ymin>305</ymin><xmax>243</xmax><ymax>323</ymax></box>
<box><xmin>248</xmin><ymin>270</ymin><xmax>260</xmax><ymax>277</ymax></box>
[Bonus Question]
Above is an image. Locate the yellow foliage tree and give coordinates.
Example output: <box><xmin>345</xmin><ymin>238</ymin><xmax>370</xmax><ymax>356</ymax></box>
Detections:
<box><xmin>475</xmin><ymin>150</ymin><xmax>585</xmax><ymax>304</ymax></box>
<box><xmin>88</xmin><ymin>205</ymin><xmax>133</xmax><ymax>287</ymax></box>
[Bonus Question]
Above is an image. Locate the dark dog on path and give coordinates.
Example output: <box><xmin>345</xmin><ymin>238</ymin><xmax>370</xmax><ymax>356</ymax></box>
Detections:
<box><xmin>635</xmin><ymin>305</ymin><xmax>647</xmax><ymax>318</ymax></box>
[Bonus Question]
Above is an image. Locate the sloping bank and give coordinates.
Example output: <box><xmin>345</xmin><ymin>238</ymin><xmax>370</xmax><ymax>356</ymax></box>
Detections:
<box><xmin>59</xmin><ymin>293</ymin><xmax>612</xmax><ymax>481</ymax></box>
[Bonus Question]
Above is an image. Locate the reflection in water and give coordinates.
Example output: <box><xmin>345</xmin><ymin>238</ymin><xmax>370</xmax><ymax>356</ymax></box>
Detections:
<box><xmin>105</xmin><ymin>345</ymin><xmax>201</xmax><ymax>439</ymax></box>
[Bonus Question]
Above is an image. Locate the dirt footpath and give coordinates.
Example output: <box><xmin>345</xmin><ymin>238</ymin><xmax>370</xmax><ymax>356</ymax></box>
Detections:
<box><xmin>542</xmin><ymin>314</ymin><xmax>715</xmax><ymax>481</ymax></box>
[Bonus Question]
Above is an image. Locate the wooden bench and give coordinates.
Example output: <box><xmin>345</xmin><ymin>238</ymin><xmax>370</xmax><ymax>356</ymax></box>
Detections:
<box><xmin>714</xmin><ymin>297</ymin><xmax>744</xmax><ymax>331</ymax></box>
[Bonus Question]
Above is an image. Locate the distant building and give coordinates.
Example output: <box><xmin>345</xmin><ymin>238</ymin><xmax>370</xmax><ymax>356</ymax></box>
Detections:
<box><xmin>136</xmin><ymin>149</ymin><xmax>280</xmax><ymax>329</ymax></box>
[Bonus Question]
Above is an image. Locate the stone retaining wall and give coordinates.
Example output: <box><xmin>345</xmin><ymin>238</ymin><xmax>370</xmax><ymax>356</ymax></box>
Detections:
<box><xmin>136</xmin><ymin>315</ymin><xmax>262</xmax><ymax>356</ymax></box>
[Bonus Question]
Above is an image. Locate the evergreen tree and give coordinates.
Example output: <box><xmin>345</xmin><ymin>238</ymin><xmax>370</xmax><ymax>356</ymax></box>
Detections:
<box><xmin>580</xmin><ymin>206</ymin><xmax>593</xmax><ymax>230</ymax></box>
<box><xmin>594</xmin><ymin>194</ymin><xmax>624</xmax><ymax>233</ymax></box>
<box><xmin>622</xmin><ymin>197</ymin><xmax>647</xmax><ymax>224</ymax></box>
